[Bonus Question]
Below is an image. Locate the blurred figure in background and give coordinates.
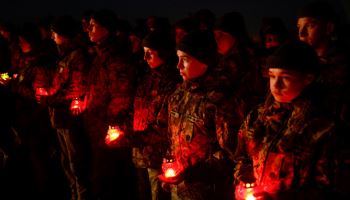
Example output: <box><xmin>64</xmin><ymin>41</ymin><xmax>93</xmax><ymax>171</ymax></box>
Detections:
<box><xmin>130</xmin><ymin>30</ymin><xmax>180</xmax><ymax>200</ymax></box>
<box><xmin>84</xmin><ymin>9</ymin><xmax>137</xmax><ymax>200</ymax></box>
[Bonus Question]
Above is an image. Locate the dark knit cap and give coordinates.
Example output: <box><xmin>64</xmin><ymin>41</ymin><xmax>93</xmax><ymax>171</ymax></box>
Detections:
<box><xmin>142</xmin><ymin>31</ymin><xmax>174</xmax><ymax>52</ymax></box>
<box><xmin>35</xmin><ymin>15</ymin><xmax>54</xmax><ymax>30</ymax></box>
<box><xmin>266</xmin><ymin>41</ymin><xmax>319</xmax><ymax>74</ymax></box>
<box><xmin>176</xmin><ymin>30</ymin><xmax>217</xmax><ymax>66</ymax></box>
<box><xmin>18</xmin><ymin>22</ymin><xmax>42</xmax><ymax>47</ymax></box>
<box><xmin>260</xmin><ymin>17</ymin><xmax>288</xmax><ymax>38</ymax></box>
<box><xmin>131</xmin><ymin>19</ymin><xmax>148</xmax><ymax>39</ymax></box>
<box><xmin>82</xmin><ymin>10</ymin><xmax>94</xmax><ymax>21</ymax></box>
<box><xmin>51</xmin><ymin>15</ymin><xmax>79</xmax><ymax>39</ymax></box>
<box><xmin>297</xmin><ymin>1</ymin><xmax>337</xmax><ymax>22</ymax></box>
<box><xmin>174</xmin><ymin>17</ymin><xmax>200</xmax><ymax>33</ymax></box>
<box><xmin>0</xmin><ymin>21</ymin><xmax>16</xmax><ymax>33</ymax></box>
<box><xmin>146</xmin><ymin>16</ymin><xmax>171</xmax><ymax>33</ymax></box>
<box><xmin>193</xmin><ymin>9</ymin><xmax>216</xmax><ymax>30</ymax></box>
<box><xmin>214</xmin><ymin>11</ymin><xmax>249</xmax><ymax>39</ymax></box>
<box><xmin>91</xmin><ymin>9</ymin><xmax>118</xmax><ymax>33</ymax></box>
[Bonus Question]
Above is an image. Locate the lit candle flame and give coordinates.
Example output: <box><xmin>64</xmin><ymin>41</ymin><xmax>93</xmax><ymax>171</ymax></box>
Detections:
<box><xmin>1</xmin><ymin>73</ymin><xmax>10</xmax><ymax>80</ymax></box>
<box><xmin>164</xmin><ymin>168</ymin><xmax>176</xmax><ymax>178</ymax></box>
<box><xmin>36</xmin><ymin>88</ymin><xmax>49</xmax><ymax>96</ymax></box>
<box><xmin>105</xmin><ymin>126</ymin><xmax>123</xmax><ymax>144</ymax></box>
<box><xmin>245</xmin><ymin>193</ymin><xmax>255</xmax><ymax>200</ymax></box>
<box><xmin>71</xmin><ymin>99</ymin><xmax>81</xmax><ymax>110</ymax></box>
<box><xmin>245</xmin><ymin>188</ymin><xmax>256</xmax><ymax>200</ymax></box>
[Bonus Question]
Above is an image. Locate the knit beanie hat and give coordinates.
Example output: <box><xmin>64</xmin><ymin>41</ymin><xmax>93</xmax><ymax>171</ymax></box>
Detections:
<box><xmin>91</xmin><ymin>9</ymin><xmax>118</xmax><ymax>33</ymax></box>
<box><xmin>0</xmin><ymin>21</ymin><xmax>16</xmax><ymax>33</ymax></box>
<box><xmin>193</xmin><ymin>9</ymin><xmax>216</xmax><ymax>30</ymax></box>
<box><xmin>174</xmin><ymin>17</ymin><xmax>200</xmax><ymax>33</ymax></box>
<box><xmin>146</xmin><ymin>16</ymin><xmax>171</xmax><ymax>33</ymax></box>
<box><xmin>266</xmin><ymin>41</ymin><xmax>319</xmax><ymax>74</ymax></box>
<box><xmin>297</xmin><ymin>1</ymin><xmax>337</xmax><ymax>22</ymax></box>
<box><xmin>260</xmin><ymin>17</ymin><xmax>288</xmax><ymax>40</ymax></box>
<box><xmin>142</xmin><ymin>31</ymin><xmax>174</xmax><ymax>60</ymax></box>
<box><xmin>51</xmin><ymin>15</ymin><xmax>79</xmax><ymax>39</ymax></box>
<box><xmin>176</xmin><ymin>30</ymin><xmax>218</xmax><ymax>66</ymax></box>
<box><xmin>214</xmin><ymin>11</ymin><xmax>249</xmax><ymax>40</ymax></box>
<box><xmin>142</xmin><ymin>31</ymin><xmax>173</xmax><ymax>50</ymax></box>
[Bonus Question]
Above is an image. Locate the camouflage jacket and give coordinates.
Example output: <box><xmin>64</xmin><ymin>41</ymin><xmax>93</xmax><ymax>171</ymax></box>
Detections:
<box><xmin>13</xmin><ymin>50</ymin><xmax>54</xmax><ymax>97</ymax></box>
<box><xmin>317</xmin><ymin>41</ymin><xmax>350</xmax><ymax>126</ymax></box>
<box><xmin>234</xmin><ymin>92</ymin><xmax>337</xmax><ymax>199</ymax></box>
<box><xmin>84</xmin><ymin>36</ymin><xmax>136</xmax><ymax>142</ymax></box>
<box><xmin>318</xmin><ymin>41</ymin><xmax>350</xmax><ymax>87</ymax></box>
<box><xmin>10</xmin><ymin>49</ymin><xmax>55</xmax><ymax>129</ymax></box>
<box><xmin>7</xmin><ymin>37</ymin><xmax>21</xmax><ymax>72</ymax></box>
<box><xmin>218</xmin><ymin>46</ymin><xmax>266</xmax><ymax>114</ymax></box>
<box><xmin>132</xmin><ymin>61</ymin><xmax>181</xmax><ymax>168</ymax></box>
<box><xmin>0</xmin><ymin>35</ymin><xmax>10</xmax><ymax>72</ymax></box>
<box><xmin>48</xmin><ymin>41</ymin><xmax>88</xmax><ymax>128</ymax></box>
<box><xmin>168</xmin><ymin>67</ymin><xmax>244</xmax><ymax>183</ymax></box>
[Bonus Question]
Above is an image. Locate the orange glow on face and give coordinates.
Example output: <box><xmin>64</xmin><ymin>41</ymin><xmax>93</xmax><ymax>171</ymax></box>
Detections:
<box><xmin>214</xmin><ymin>30</ymin><xmax>235</xmax><ymax>55</ymax></box>
<box><xmin>176</xmin><ymin>50</ymin><xmax>208</xmax><ymax>81</ymax></box>
<box><xmin>105</xmin><ymin>126</ymin><xmax>123</xmax><ymax>144</ymax></box>
<box><xmin>269</xmin><ymin>68</ymin><xmax>312</xmax><ymax>103</ymax></box>
<box><xmin>143</xmin><ymin>47</ymin><xmax>163</xmax><ymax>69</ymax></box>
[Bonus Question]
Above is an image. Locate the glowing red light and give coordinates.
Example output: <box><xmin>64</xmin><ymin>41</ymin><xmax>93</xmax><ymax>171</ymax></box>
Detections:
<box><xmin>164</xmin><ymin>168</ymin><xmax>176</xmax><ymax>178</ymax></box>
<box><xmin>1</xmin><ymin>73</ymin><xmax>11</xmax><ymax>80</ymax></box>
<box><xmin>236</xmin><ymin>182</ymin><xmax>258</xmax><ymax>200</ymax></box>
<box><xmin>161</xmin><ymin>157</ymin><xmax>184</xmax><ymax>179</ymax></box>
<box><xmin>105</xmin><ymin>126</ymin><xmax>123</xmax><ymax>144</ymax></box>
<box><xmin>244</xmin><ymin>188</ymin><xmax>256</xmax><ymax>200</ymax></box>
<box><xmin>70</xmin><ymin>98</ymin><xmax>82</xmax><ymax>110</ymax></box>
<box><xmin>36</xmin><ymin>87</ymin><xmax>49</xmax><ymax>96</ymax></box>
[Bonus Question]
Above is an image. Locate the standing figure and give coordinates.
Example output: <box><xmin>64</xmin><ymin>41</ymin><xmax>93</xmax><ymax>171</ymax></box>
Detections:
<box><xmin>234</xmin><ymin>41</ymin><xmax>337</xmax><ymax>200</ymax></box>
<box><xmin>160</xmin><ymin>31</ymin><xmax>244</xmax><ymax>200</ymax></box>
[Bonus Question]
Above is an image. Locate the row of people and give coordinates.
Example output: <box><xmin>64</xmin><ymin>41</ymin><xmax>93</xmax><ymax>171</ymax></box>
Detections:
<box><xmin>0</xmin><ymin>1</ymin><xmax>349</xmax><ymax>200</ymax></box>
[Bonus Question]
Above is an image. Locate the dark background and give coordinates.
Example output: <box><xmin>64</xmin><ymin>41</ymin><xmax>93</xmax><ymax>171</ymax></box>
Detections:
<box><xmin>1</xmin><ymin>0</ymin><xmax>349</xmax><ymax>35</ymax></box>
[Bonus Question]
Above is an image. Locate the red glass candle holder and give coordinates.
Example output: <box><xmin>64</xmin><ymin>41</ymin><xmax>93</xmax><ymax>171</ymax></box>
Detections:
<box><xmin>105</xmin><ymin>125</ymin><xmax>123</xmax><ymax>145</ymax></box>
<box><xmin>161</xmin><ymin>156</ymin><xmax>184</xmax><ymax>179</ymax></box>
<box><xmin>70</xmin><ymin>97</ymin><xmax>82</xmax><ymax>111</ymax></box>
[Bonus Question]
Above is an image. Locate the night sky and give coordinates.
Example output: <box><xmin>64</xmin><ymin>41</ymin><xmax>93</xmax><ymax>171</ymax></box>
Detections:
<box><xmin>1</xmin><ymin>0</ymin><xmax>349</xmax><ymax>35</ymax></box>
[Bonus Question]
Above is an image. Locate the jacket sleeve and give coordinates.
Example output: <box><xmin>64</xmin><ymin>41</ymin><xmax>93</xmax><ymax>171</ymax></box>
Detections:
<box><xmin>131</xmin><ymin>93</ymin><xmax>172</xmax><ymax>147</ymax></box>
<box><xmin>215</xmin><ymin>95</ymin><xmax>245</xmax><ymax>161</ymax></box>
<box><xmin>65</xmin><ymin>49</ymin><xmax>86</xmax><ymax>99</ymax></box>
<box><xmin>333</xmin><ymin>122</ymin><xmax>350</xmax><ymax>198</ymax></box>
<box><xmin>32</xmin><ymin>65</ymin><xmax>52</xmax><ymax>92</ymax></box>
<box><xmin>16</xmin><ymin>65</ymin><xmax>49</xmax><ymax>101</ymax></box>
<box><xmin>233</xmin><ymin>110</ymin><xmax>256</xmax><ymax>184</ymax></box>
<box><xmin>280</xmin><ymin>124</ymin><xmax>337</xmax><ymax>200</ymax></box>
<box><xmin>105</xmin><ymin>57</ymin><xmax>136</xmax><ymax>129</ymax></box>
<box><xmin>49</xmin><ymin>49</ymin><xmax>87</xmax><ymax>102</ymax></box>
